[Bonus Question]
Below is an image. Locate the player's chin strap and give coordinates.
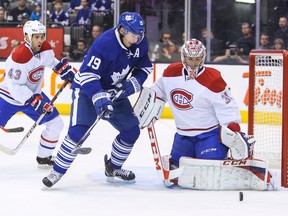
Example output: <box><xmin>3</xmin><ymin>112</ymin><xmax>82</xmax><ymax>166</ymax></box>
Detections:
<box><xmin>134</xmin><ymin>87</ymin><xmax>184</xmax><ymax>182</ymax></box>
<box><xmin>0</xmin><ymin>79</ymin><xmax>71</xmax><ymax>155</ymax></box>
<box><xmin>71</xmin><ymin>90</ymin><xmax>123</xmax><ymax>155</ymax></box>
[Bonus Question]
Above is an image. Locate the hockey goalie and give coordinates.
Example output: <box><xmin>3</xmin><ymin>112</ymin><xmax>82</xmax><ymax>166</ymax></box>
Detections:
<box><xmin>133</xmin><ymin>39</ymin><xmax>276</xmax><ymax>191</ymax></box>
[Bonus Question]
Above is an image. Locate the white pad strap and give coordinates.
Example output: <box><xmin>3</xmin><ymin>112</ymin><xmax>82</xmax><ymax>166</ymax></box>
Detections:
<box><xmin>178</xmin><ymin>157</ymin><xmax>269</xmax><ymax>190</ymax></box>
<box><xmin>134</xmin><ymin>87</ymin><xmax>165</xmax><ymax>128</ymax></box>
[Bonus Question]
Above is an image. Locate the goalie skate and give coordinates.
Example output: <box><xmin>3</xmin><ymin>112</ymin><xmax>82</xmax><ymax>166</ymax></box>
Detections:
<box><xmin>104</xmin><ymin>154</ymin><xmax>136</xmax><ymax>183</ymax></box>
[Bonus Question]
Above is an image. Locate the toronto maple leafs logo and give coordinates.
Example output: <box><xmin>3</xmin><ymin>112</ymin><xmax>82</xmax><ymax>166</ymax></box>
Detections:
<box><xmin>126</xmin><ymin>50</ymin><xmax>134</xmax><ymax>59</ymax></box>
<box><xmin>111</xmin><ymin>65</ymin><xmax>131</xmax><ymax>85</ymax></box>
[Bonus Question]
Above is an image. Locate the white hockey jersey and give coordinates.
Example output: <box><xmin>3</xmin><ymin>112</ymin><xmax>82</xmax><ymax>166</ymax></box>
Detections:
<box><xmin>151</xmin><ymin>62</ymin><xmax>241</xmax><ymax>137</ymax></box>
<box><xmin>0</xmin><ymin>41</ymin><xmax>59</xmax><ymax>105</ymax></box>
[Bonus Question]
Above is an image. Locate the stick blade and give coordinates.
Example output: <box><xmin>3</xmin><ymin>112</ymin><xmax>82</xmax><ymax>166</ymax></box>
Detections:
<box><xmin>71</xmin><ymin>147</ymin><xmax>92</xmax><ymax>155</ymax></box>
<box><xmin>0</xmin><ymin>126</ymin><xmax>24</xmax><ymax>133</ymax></box>
<box><xmin>0</xmin><ymin>144</ymin><xmax>16</xmax><ymax>155</ymax></box>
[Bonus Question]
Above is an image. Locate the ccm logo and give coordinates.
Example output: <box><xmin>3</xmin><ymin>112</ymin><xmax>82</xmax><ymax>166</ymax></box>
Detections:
<box><xmin>139</xmin><ymin>93</ymin><xmax>152</xmax><ymax>117</ymax></box>
<box><xmin>223</xmin><ymin>160</ymin><xmax>247</xmax><ymax>166</ymax></box>
<box><xmin>148</xmin><ymin>126</ymin><xmax>161</xmax><ymax>170</ymax></box>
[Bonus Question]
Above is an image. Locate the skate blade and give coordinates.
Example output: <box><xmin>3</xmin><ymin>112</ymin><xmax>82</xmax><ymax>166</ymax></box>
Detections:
<box><xmin>106</xmin><ymin>176</ymin><xmax>136</xmax><ymax>184</ymax></box>
<box><xmin>37</xmin><ymin>164</ymin><xmax>53</xmax><ymax>169</ymax></box>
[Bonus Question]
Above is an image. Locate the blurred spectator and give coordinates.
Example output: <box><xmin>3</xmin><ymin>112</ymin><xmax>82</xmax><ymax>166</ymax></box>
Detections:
<box><xmin>151</xmin><ymin>33</ymin><xmax>178</xmax><ymax>63</ymax></box>
<box><xmin>199</xmin><ymin>27</ymin><xmax>224</xmax><ymax>58</ymax></box>
<box><xmin>74</xmin><ymin>0</ymin><xmax>92</xmax><ymax>25</ymax></box>
<box><xmin>236</xmin><ymin>22</ymin><xmax>255</xmax><ymax>56</ymax></box>
<box><xmin>0</xmin><ymin>6</ymin><xmax>7</xmax><ymax>23</ymax></box>
<box><xmin>273</xmin><ymin>16</ymin><xmax>288</xmax><ymax>47</ymax></box>
<box><xmin>16</xmin><ymin>12</ymin><xmax>30</xmax><ymax>27</ymax></box>
<box><xmin>29</xmin><ymin>2</ymin><xmax>41</xmax><ymax>21</ymax></box>
<box><xmin>61</xmin><ymin>46</ymin><xmax>73</xmax><ymax>61</ymax></box>
<box><xmin>259</xmin><ymin>32</ymin><xmax>271</xmax><ymax>50</ymax></box>
<box><xmin>273</xmin><ymin>38</ymin><xmax>285</xmax><ymax>50</ymax></box>
<box><xmin>0</xmin><ymin>0</ymin><xmax>9</xmax><ymax>9</ymax></box>
<box><xmin>70</xmin><ymin>39</ymin><xmax>88</xmax><ymax>61</ymax></box>
<box><xmin>68</xmin><ymin>0</ymin><xmax>82</xmax><ymax>14</ymax></box>
<box><xmin>92</xmin><ymin>0</ymin><xmax>112</xmax><ymax>11</ymax></box>
<box><xmin>8</xmin><ymin>0</ymin><xmax>31</xmax><ymax>23</ymax></box>
<box><xmin>50</xmin><ymin>0</ymin><xmax>69</xmax><ymax>26</ymax></box>
<box><xmin>213</xmin><ymin>44</ymin><xmax>248</xmax><ymax>64</ymax></box>
<box><xmin>86</xmin><ymin>24</ymin><xmax>103</xmax><ymax>47</ymax></box>
<box><xmin>68</xmin><ymin>0</ymin><xmax>94</xmax><ymax>14</ymax></box>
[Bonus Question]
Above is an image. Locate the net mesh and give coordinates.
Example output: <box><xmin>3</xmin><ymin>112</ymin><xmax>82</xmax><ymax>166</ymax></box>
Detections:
<box><xmin>252</xmin><ymin>54</ymin><xmax>283</xmax><ymax>168</ymax></box>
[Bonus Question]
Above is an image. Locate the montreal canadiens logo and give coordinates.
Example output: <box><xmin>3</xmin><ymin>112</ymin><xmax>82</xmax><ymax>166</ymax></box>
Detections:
<box><xmin>170</xmin><ymin>89</ymin><xmax>193</xmax><ymax>110</ymax></box>
<box><xmin>28</xmin><ymin>67</ymin><xmax>44</xmax><ymax>83</ymax></box>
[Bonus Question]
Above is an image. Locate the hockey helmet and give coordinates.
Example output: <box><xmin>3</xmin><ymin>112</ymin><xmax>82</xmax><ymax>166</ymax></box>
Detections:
<box><xmin>23</xmin><ymin>20</ymin><xmax>46</xmax><ymax>47</ymax></box>
<box><xmin>117</xmin><ymin>11</ymin><xmax>145</xmax><ymax>44</ymax></box>
<box><xmin>181</xmin><ymin>39</ymin><xmax>206</xmax><ymax>79</ymax></box>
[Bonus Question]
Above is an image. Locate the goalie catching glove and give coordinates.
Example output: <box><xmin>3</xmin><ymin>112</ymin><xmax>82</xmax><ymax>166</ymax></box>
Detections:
<box><xmin>116</xmin><ymin>77</ymin><xmax>142</xmax><ymax>100</ymax></box>
<box><xmin>220</xmin><ymin>125</ymin><xmax>255</xmax><ymax>160</ymax></box>
<box><xmin>26</xmin><ymin>94</ymin><xmax>53</xmax><ymax>115</ymax></box>
<box><xmin>92</xmin><ymin>91</ymin><xmax>114</xmax><ymax>118</ymax></box>
<box><xmin>53</xmin><ymin>58</ymin><xmax>76</xmax><ymax>82</ymax></box>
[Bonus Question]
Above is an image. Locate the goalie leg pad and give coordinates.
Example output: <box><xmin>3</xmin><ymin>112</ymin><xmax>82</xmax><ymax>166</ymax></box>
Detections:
<box><xmin>178</xmin><ymin>157</ymin><xmax>270</xmax><ymax>190</ymax></box>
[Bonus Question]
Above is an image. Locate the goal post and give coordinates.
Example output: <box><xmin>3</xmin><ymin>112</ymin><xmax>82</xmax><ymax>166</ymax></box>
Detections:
<box><xmin>248</xmin><ymin>50</ymin><xmax>288</xmax><ymax>188</ymax></box>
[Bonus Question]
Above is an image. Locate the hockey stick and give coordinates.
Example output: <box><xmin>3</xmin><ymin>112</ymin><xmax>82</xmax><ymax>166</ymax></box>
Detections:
<box><xmin>0</xmin><ymin>126</ymin><xmax>24</xmax><ymax>133</ymax></box>
<box><xmin>147</xmin><ymin>120</ymin><xmax>183</xmax><ymax>182</ymax></box>
<box><xmin>0</xmin><ymin>79</ymin><xmax>70</xmax><ymax>155</ymax></box>
<box><xmin>71</xmin><ymin>90</ymin><xmax>123</xmax><ymax>155</ymax></box>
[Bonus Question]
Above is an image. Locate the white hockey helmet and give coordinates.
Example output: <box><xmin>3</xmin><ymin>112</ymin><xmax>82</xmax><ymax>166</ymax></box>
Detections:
<box><xmin>181</xmin><ymin>39</ymin><xmax>206</xmax><ymax>79</ymax></box>
<box><xmin>23</xmin><ymin>20</ymin><xmax>46</xmax><ymax>46</ymax></box>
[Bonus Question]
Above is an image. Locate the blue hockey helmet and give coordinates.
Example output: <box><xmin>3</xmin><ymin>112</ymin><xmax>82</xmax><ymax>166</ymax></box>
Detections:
<box><xmin>117</xmin><ymin>12</ymin><xmax>145</xmax><ymax>44</ymax></box>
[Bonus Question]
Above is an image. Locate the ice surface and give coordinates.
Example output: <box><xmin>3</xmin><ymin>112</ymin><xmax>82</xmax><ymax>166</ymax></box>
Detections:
<box><xmin>0</xmin><ymin>115</ymin><xmax>287</xmax><ymax>215</ymax></box>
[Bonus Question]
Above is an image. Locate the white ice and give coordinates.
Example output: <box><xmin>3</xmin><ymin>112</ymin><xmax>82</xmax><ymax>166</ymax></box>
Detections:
<box><xmin>0</xmin><ymin>115</ymin><xmax>287</xmax><ymax>216</ymax></box>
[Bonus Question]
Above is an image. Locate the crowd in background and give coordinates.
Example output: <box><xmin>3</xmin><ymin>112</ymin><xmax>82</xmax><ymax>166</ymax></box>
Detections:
<box><xmin>1</xmin><ymin>0</ymin><xmax>288</xmax><ymax>63</ymax></box>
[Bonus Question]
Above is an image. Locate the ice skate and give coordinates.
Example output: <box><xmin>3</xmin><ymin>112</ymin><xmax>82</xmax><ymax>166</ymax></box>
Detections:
<box><xmin>104</xmin><ymin>154</ymin><xmax>135</xmax><ymax>183</ymax></box>
<box><xmin>36</xmin><ymin>155</ymin><xmax>54</xmax><ymax>168</ymax></box>
<box><xmin>42</xmin><ymin>170</ymin><xmax>64</xmax><ymax>188</ymax></box>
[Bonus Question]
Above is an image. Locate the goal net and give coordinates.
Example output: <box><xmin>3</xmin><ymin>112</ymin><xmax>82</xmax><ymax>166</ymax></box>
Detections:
<box><xmin>248</xmin><ymin>50</ymin><xmax>288</xmax><ymax>188</ymax></box>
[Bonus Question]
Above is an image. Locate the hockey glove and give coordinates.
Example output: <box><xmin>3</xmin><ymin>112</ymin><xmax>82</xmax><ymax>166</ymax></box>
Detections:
<box><xmin>116</xmin><ymin>77</ymin><xmax>142</xmax><ymax>100</ymax></box>
<box><xmin>26</xmin><ymin>94</ymin><xmax>53</xmax><ymax>115</ymax></box>
<box><xmin>92</xmin><ymin>91</ymin><xmax>114</xmax><ymax>118</ymax></box>
<box><xmin>53</xmin><ymin>58</ymin><xmax>76</xmax><ymax>82</ymax></box>
<box><xmin>238</xmin><ymin>132</ymin><xmax>255</xmax><ymax>158</ymax></box>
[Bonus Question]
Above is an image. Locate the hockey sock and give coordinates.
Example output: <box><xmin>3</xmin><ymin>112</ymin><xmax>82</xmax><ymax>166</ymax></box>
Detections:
<box><xmin>53</xmin><ymin>136</ymin><xmax>78</xmax><ymax>174</ymax></box>
<box><xmin>110</xmin><ymin>136</ymin><xmax>133</xmax><ymax>170</ymax></box>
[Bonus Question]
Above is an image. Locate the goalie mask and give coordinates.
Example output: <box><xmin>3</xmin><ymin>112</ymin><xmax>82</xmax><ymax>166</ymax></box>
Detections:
<box><xmin>23</xmin><ymin>20</ymin><xmax>46</xmax><ymax>47</ymax></box>
<box><xmin>181</xmin><ymin>39</ymin><xmax>206</xmax><ymax>79</ymax></box>
<box><xmin>117</xmin><ymin>11</ymin><xmax>145</xmax><ymax>44</ymax></box>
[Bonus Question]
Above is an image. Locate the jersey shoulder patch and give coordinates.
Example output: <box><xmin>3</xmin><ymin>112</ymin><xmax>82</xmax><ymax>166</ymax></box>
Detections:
<box><xmin>163</xmin><ymin>62</ymin><xmax>183</xmax><ymax>77</ymax></box>
<box><xmin>39</xmin><ymin>41</ymin><xmax>52</xmax><ymax>52</ymax></box>
<box><xmin>11</xmin><ymin>43</ymin><xmax>33</xmax><ymax>63</ymax></box>
<box><xmin>196</xmin><ymin>67</ymin><xmax>227</xmax><ymax>92</ymax></box>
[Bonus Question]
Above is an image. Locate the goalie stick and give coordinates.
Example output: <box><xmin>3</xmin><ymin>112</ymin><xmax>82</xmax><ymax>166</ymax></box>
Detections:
<box><xmin>71</xmin><ymin>90</ymin><xmax>123</xmax><ymax>155</ymax></box>
<box><xmin>0</xmin><ymin>126</ymin><xmax>24</xmax><ymax>133</ymax></box>
<box><xmin>147</xmin><ymin>119</ymin><xmax>183</xmax><ymax>182</ymax></box>
<box><xmin>0</xmin><ymin>79</ymin><xmax>70</xmax><ymax>155</ymax></box>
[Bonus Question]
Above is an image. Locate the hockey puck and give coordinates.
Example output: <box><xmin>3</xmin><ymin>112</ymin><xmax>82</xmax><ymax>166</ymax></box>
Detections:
<box><xmin>239</xmin><ymin>192</ymin><xmax>244</xmax><ymax>201</ymax></box>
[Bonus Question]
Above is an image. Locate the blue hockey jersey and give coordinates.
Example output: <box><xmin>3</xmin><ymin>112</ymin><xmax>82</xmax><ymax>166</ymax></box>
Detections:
<box><xmin>72</xmin><ymin>28</ymin><xmax>153</xmax><ymax>99</ymax></box>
